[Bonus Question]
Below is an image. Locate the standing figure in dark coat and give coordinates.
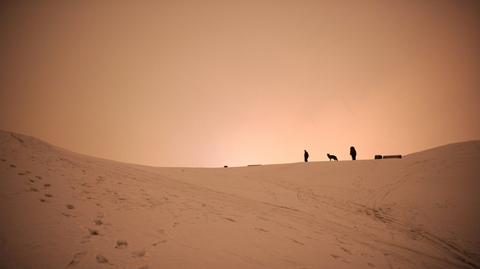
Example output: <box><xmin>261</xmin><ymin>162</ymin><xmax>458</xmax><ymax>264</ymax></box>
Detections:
<box><xmin>350</xmin><ymin>146</ymin><xmax>357</xmax><ymax>160</ymax></box>
<box><xmin>304</xmin><ymin>150</ymin><xmax>309</xmax><ymax>162</ymax></box>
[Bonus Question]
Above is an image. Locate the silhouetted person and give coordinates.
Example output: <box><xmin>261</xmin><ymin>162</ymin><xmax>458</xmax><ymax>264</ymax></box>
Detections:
<box><xmin>350</xmin><ymin>146</ymin><xmax>357</xmax><ymax>160</ymax></box>
<box><xmin>304</xmin><ymin>150</ymin><xmax>309</xmax><ymax>162</ymax></box>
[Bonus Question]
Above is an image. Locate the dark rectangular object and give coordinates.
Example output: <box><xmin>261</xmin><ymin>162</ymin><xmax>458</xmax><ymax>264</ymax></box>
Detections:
<box><xmin>374</xmin><ymin>155</ymin><xmax>383</xmax><ymax>159</ymax></box>
<box><xmin>382</xmin><ymin>155</ymin><xmax>402</xmax><ymax>159</ymax></box>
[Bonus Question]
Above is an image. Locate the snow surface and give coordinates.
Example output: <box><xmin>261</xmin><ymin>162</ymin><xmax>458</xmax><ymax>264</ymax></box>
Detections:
<box><xmin>0</xmin><ymin>130</ymin><xmax>479</xmax><ymax>268</ymax></box>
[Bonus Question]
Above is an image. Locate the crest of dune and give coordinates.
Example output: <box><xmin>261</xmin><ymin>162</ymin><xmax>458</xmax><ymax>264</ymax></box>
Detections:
<box><xmin>0</xmin><ymin>130</ymin><xmax>479</xmax><ymax>268</ymax></box>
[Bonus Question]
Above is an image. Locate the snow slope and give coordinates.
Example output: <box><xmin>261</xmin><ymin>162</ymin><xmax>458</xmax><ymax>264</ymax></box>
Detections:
<box><xmin>0</xmin><ymin>130</ymin><xmax>479</xmax><ymax>269</ymax></box>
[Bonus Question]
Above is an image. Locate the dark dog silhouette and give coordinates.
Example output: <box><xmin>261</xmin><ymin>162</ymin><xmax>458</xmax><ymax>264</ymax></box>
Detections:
<box><xmin>327</xmin><ymin>153</ymin><xmax>338</xmax><ymax>161</ymax></box>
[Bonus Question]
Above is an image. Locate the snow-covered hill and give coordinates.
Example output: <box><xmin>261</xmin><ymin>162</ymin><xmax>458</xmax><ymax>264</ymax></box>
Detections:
<box><xmin>0</xmin><ymin>130</ymin><xmax>479</xmax><ymax>269</ymax></box>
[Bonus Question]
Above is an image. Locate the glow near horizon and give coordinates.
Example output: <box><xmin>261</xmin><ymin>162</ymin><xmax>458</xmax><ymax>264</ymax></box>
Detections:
<box><xmin>1</xmin><ymin>1</ymin><xmax>479</xmax><ymax>167</ymax></box>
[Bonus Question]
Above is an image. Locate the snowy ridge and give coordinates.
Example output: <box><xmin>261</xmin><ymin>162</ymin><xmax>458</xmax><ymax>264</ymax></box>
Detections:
<box><xmin>0</xmin><ymin>130</ymin><xmax>479</xmax><ymax>268</ymax></box>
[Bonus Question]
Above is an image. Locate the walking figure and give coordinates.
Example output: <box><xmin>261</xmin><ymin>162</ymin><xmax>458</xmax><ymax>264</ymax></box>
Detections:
<box><xmin>304</xmin><ymin>150</ymin><xmax>309</xmax><ymax>162</ymax></box>
<box><xmin>350</xmin><ymin>146</ymin><xmax>357</xmax><ymax>160</ymax></box>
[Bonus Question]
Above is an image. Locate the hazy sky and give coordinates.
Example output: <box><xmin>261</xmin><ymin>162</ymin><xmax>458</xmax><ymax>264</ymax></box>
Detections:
<box><xmin>1</xmin><ymin>1</ymin><xmax>479</xmax><ymax>167</ymax></box>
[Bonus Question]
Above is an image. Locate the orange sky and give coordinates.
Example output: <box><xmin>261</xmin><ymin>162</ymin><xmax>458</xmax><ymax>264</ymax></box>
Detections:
<box><xmin>1</xmin><ymin>1</ymin><xmax>479</xmax><ymax>167</ymax></box>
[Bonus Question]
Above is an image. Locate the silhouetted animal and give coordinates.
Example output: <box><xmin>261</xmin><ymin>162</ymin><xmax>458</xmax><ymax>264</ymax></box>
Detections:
<box><xmin>327</xmin><ymin>153</ymin><xmax>338</xmax><ymax>161</ymax></box>
<box><xmin>350</xmin><ymin>146</ymin><xmax>357</xmax><ymax>160</ymax></box>
<box><xmin>304</xmin><ymin>150</ymin><xmax>309</xmax><ymax>162</ymax></box>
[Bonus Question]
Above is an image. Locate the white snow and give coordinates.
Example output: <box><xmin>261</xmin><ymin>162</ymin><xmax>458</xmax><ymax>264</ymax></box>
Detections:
<box><xmin>0</xmin><ymin>130</ymin><xmax>479</xmax><ymax>268</ymax></box>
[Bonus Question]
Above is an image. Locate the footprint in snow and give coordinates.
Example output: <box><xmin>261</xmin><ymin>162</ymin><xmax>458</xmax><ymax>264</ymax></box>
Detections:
<box><xmin>88</xmin><ymin>229</ymin><xmax>99</xmax><ymax>236</ymax></box>
<box><xmin>131</xmin><ymin>249</ymin><xmax>146</xmax><ymax>258</ymax></box>
<box><xmin>331</xmin><ymin>254</ymin><xmax>340</xmax><ymax>259</ymax></box>
<box><xmin>67</xmin><ymin>251</ymin><xmax>87</xmax><ymax>267</ymax></box>
<box><xmin>96</xmin><ymin>254</ymin><xmax>109</xmax><ymax>264</ymax></box>
<box><xmin>115</xmin><ymin>240</ymin><xmax>128</xmax><ymax>249</ymax></box>
<box><xmin>152</xmin><ymin>240</ymin><xmax>167</xmax><ymax>246</ymax></box>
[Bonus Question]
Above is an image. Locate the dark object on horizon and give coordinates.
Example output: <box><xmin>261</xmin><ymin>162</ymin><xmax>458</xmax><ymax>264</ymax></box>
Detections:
<box><xmin>374</xmin><ymin>154</ymin><xmax>402</xmax><ymax>159</ymax></box>
<box><xmin>350</xmin><ymin>146</ymin><xmax>357</xmax><ymax>160</ymax></box>
<box><xmin>304</xmin><ymin>150</ymin><xmax>309</xmax><ymax>162</ymax></box>
<box><xmin>327</xmin><ymin>153</ymin><xmax>338</xmax><ymax>161</ymax></box>
<box><xmin>224</xmin><ymin>165</ymin><xmax>228</xmax><ymax>168</ymax></box>
<box><xmin>383</xmin><ymin>155</ymin><xmax>402</xmax><ymax>159</ymax></box>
